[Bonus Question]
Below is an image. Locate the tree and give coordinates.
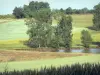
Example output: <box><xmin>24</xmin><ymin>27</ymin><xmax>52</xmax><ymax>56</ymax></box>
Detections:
<box><xmin>57</xmin><ymin>15</ymin><xmax>73</xmax><ymax>51</ymax></box>
<box><xmin>52</xmin><ymin>9</ymin><xmax>64</xmax><ymax>22</ymax></box>
<box><xmin>13</xmin><ymin>7</ymin><xmax>24</xmax><ymax>18</ymax></box>
<box><xmin>81</xmin><ymin>30</ymin><xmax>92</xmax><ymax>49</ymax></box>
<box><xmin>24</xmin><ymin>1</ymin><xmax>50</xmax><ymax>18</ymax></box>
<box><xmin>60</xmin><ymin>8</ymin><xmax>65</xmax><ymax>13</ymax></box>
<box><xmin>33</xmin><ymin>8</ymin><xmax>52</xmax><ymax>23</ymax></box>
<box><xmin>65</xmin><ymin>7</ymin><xmax>73</xmax><ymax>14</ymax></box>
<box><xmin>81</xmin><ymin>8</ymin><xmax>88</xmax><ymax>14</ymax></box>
<box><xmin>25</xmin><ymin>3</ymin><xmax>52</xmax><ymax>48</ymax></box>
<box><xmin>23</xmin><ymin>5</ymin><xmax>31</xmax><ymax>18</ymax></box>
<box><xmin>93</xmin><ymin>3</ymin><xmax>100</xmax><ymax>30</ymax></box>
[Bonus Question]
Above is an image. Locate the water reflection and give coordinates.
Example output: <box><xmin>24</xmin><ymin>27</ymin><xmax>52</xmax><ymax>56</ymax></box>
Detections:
<box><xmin>58</xmin><ymin>48</ymin><xmax>100</xmax><ymax>53</ymax></box>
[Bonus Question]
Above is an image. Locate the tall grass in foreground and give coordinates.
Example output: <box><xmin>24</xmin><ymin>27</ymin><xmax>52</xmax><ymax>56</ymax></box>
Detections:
<box><xmin>0</xmin><ymin>63</ymin><xmax>100</xmax><ymax>75</ymax></box>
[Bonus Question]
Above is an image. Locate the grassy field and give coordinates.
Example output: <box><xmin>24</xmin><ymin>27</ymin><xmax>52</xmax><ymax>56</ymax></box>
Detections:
<box><xmin>0</xmin><ymin>19</ymin><xmax>28</xmax><ymax>49</ymax></box>
<box><xmin>0</xmin><ymin>53</ymin><xmax>100</xmax><ymax>72</ymax></box>
<box><xmin>0</xmin><ymin>14</ymin><xmax>100</xmax><ymax>49</ymax></box>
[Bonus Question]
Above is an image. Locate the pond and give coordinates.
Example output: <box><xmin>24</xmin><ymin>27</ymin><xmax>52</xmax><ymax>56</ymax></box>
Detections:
<box><xmin>58</xmin><ymin>48</ymin><xmax>100</xmax><ymax>54</ymax></box>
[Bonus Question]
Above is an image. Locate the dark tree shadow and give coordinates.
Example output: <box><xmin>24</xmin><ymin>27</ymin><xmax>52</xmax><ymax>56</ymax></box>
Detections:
<box><xmin>86</xmin><ymin>26</ymin><xmax>97</xmax><ymax>31</ymax></box>
<box><xmin>92</xmin><ymin>42</ymin><xmax>100</xmax><ymax>47</ymax></box>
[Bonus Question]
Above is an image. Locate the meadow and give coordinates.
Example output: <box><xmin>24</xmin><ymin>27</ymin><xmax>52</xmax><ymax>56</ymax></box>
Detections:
<box><xmin>0</xmin><ymin>14</ymin><xmax>100</xmax><ymax>49</ymax></box>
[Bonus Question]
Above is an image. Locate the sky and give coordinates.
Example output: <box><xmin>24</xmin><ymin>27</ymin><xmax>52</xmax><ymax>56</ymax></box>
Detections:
<box><xmin>0</xmin><ymin>0</ymin><xmax>100</xmax><ymax>15</ymax></box>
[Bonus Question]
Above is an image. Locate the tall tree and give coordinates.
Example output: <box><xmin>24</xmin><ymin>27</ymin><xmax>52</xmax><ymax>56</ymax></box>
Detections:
<box><xmin>13</xmin><ymin>7</ymin><xmax>24</xmax><ymax>18</ymax></box>
<box><xmin>25</xmin><ymin>3</ymin><xmax>52</xmax><ymax>48</ymax></box>
<box><xmin>58</xmin><ymin>15</ymin><xmax>73</xmax><ymax>51</ymax></box>
<box><xmin>93</xmin><ymin>3</ymin><xmax>100</xmax><ymax>30</ymax></box>
<box><xmin>81</xmin><ymin>30</ymin><xmax>92</xmax><ymax>49</ymax></box>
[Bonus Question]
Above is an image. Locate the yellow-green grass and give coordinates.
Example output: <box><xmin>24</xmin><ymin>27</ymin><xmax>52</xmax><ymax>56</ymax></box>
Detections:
<box><xmin>0</xmin><ymin>19</ymin><xmax>28</xmax><ymax>40</ymax></box>
<box><xmin>72</xmin><ymin>14</ymin><xmax>93</xmax><ymax>27</ymax></box>
<box><xmin>0</xmin><ymin>14</ymin><xmax>100</xmax><ymax>49</ymax></box>
<box><xmin>0</xmin><ymin>54</ymin><xmax>100</xmax><ymax>72</ymax></box>
<box><xmin>0</xmin><ymin>19</ymin><xmax>28</xmax><ymax>49</ymax></box>
<box><xmin>0</xmin><ymin>39</ymin><xmax>28</xmax><ymax>50</ymax></box>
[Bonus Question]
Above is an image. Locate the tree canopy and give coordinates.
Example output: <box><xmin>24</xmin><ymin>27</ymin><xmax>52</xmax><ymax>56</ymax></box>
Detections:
<box><xmin>25</xmin><ymin>1</ymin><xmax>52</xmax><ymax>48</ymax></box>
<box><xmin>13</xmin><ymin>7</ymin><xmax>25</xmax><ymax>18</ymax></box>
<box><xmin>93</xmin><ymin>3</ymin><xmax>100</xmax><ymax>30</ymax></box>
<box><xmin>55</xmin><ymin>15</ymin><xmax>73</xmax><ymax>50</ymax></box>
<box><xmin>24</xmin><ymin>1</ymin><xmax>50</xmax><ymax>18</ymax></box>
<box><xmin>81</xmin><ymin>30</ymin><xmax>92</xmax><ymax>48</ymax></box>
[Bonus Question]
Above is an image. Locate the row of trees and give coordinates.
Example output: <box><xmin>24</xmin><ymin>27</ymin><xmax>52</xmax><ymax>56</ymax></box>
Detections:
<box><xmin>13</xmin><ymin>2</ymin><xmax>93</xmax><ymax>19</ymax></box>
<box><xmin>13</xmin><ymin>1</ymin><xmax>50</xmax><ymax>18</ymax></box>
<box><xmin>59</xmin><ymin>7</ymin><xmax>93</xmax><ymax>14</ymax></box>
<box><xmin>25</xmin><ymin>15</ymin><xmax>73</xmax><ymax>51</ymax></box>
<box><xmin>24</xmin><ymin>1</ymin><xmax>93</xmax><ymax>51</ymax></box>
<box><xmin>18</xmin><ymin>1</ymin><xmax>73</xmax><ymax>51</ymax></box>
<box><xmin>25</xmin><ymin>15</ymin><xmax>93</xmax><ymax>50</ymax></box>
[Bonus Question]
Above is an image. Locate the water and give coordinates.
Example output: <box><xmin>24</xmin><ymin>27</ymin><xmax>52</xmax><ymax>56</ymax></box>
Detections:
<box><xmin>58</xmin><ymin>48</ymin><xmax>100</xmax><ymax>53</ymax></box>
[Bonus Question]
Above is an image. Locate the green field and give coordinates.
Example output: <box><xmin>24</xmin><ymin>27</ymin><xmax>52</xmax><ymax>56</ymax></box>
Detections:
<box><xmin>0</xmin><ymin>54</ymin><xmax>100</xmax><ymax>72</ymax></box>
<box><xmin>0</xmin><ymin>14</ymin><xmax>100</xmax><ymax>49</ymax></box>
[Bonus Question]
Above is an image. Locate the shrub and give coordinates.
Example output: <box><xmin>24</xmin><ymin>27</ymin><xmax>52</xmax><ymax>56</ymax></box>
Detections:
<box><xmin>0</xmin><ymin>63</ymin><xmax>100</xmax><ymax>75</ymax></box>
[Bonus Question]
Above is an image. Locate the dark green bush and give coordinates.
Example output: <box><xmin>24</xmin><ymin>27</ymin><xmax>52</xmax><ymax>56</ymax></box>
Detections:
<box><xmin>0</xmin><ymin>63</ymin><xmax>100</xmax><ymax>75</ymax></box>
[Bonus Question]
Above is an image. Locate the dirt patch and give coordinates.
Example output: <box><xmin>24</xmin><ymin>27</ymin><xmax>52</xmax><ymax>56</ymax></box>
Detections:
<box><xmin>0</xmin><ymin>50</ymin><xmax>91</xmax><ymax>62</ymax></box>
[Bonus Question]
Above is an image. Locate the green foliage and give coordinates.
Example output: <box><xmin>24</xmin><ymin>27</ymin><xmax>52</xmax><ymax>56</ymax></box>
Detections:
<box><xmin>23</xmin><ymin>5</ymin><xmax>31</xmax><ymax>18</ymax></box>
<box><xmin>65</xmin><ymin>7</ymin><xmax>73</xmax><ymax>14</ymax></box>
<box><xmin>33</xmin><ymin>8</ymin><xmax>52</xmax><ymax>23</ymax></box>
<box><xmin>13</xmin><ymin>7</ymin><xmax>25</xmax><ymax>19</ymax></box>
<box><xmin>25</xmin><ymin>2</ymin><xmax>52</xmax><ymax>48</ymax></box>
<box><xmin>52</xmin><ymin>9</ymin><xmax>64</xmax><ymax>22</ymax></box>
<box><xmin>57</xmin><ymin>15</ymin><xmax>73</xmax><ymax>50</ymax></box>
<box><xmin>60</xmin><ymin>8</ymin><xmax>65</xmax><ymax>13</ymax></box>
<box><xmin>24</xmin><ymin>1</ymin><xmax>50</xmax><ymax>18</ymax></box>
<box><xmin>81</xmin><ymin>30</ymin><xmax>92</xmax><ymax>48</ymax></box>
<box><xmin>81</xmin><ymin>8</ymin><xmax>89</xmax><ymax>14</ymax></box>
<box><xmin>49</xmin><ymin>15</ymin><xmax>73</xmax><ymax>49</ymax></box>
<box><xmin>29</xmin><ymin>1</ymin><xmax>49</xmax><ymax>11</ymax></box>
<box><xmin>53</xmin><ymin>7</ymin><xmax>92</xmax><ymax>15</ymax></box>
<box><xmin>0</xmin><ymin>63</ymin><xmax>100</xmax><ymax>75</ymax></box>
<box><xmin>93</xmin><ymin>3</ymin><xmax>100</xmax><ymax>30</ymax></box>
